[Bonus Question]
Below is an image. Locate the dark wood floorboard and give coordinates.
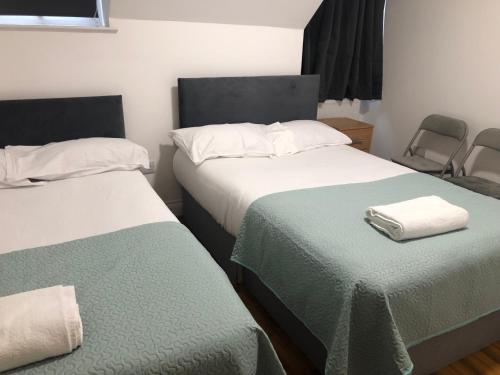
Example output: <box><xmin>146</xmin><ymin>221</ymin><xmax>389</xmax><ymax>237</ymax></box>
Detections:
<box><xmin>235</xmin><ymin>285</ymin><xmax>500</xmax><ymax>375</ymax></box>
<box><xmin>235</xmin><ymin>285</ymin><xmax>319</xmax><ymax>375</ymax></box>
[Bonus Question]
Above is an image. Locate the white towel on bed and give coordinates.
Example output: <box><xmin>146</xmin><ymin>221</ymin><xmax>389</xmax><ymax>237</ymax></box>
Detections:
<box><xmin>366</xmin><ymin>195</ymin><xmax>469</xmax><ymax>241</ymax></box>
<box><xmin>0</xmin><ymin>285</ymin><xmax>83</xmax><ymax>372</ymax></box>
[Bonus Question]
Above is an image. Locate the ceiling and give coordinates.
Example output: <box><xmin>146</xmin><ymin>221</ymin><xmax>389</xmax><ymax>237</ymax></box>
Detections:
<box><xmin>110</xmin><ymin>0</ymin><xmax>322</xmax><ymax>29</ymax></box>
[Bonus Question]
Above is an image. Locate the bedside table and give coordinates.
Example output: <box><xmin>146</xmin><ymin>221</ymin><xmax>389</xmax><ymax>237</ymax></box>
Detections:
<box><xmin>319</xmin><ymin>117</ymin><xmax>374</xmax><ymax>153</ymax></box>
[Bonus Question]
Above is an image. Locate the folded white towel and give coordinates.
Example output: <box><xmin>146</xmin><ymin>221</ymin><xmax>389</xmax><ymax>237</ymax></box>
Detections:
<box><xmin>0</xmin><ymin>285</ymin><xmax>83</xmax><ymax>372</ymax></box>
<box><xmin>366</xmin><ymin>195</ymin><xmax>469</xmax><ymax>241</ymax></box>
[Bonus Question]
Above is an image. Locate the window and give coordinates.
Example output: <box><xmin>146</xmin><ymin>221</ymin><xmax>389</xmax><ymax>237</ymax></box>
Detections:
<box><xmin>0</xmin><ymin>0</ymin><xmax>109</xmax><ymax>28</ymax></box>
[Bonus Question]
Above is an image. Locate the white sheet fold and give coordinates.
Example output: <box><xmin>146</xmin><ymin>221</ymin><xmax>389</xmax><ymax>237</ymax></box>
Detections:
<box><xmin>366</xmin><ymin>195</ymin><xmax>469</xmax><ymax>241</ymax></box>
<box><xmin>0</xmin><ymin>285</ymin><xmax>83</xmax><ymax>372</ymax></box>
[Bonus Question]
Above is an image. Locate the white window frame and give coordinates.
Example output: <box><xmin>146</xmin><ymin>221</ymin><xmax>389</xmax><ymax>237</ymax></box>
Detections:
<box><xmin>0</xmin><ymin>0</ymin><xmax>113</xmax><ymax>32</ymax></box>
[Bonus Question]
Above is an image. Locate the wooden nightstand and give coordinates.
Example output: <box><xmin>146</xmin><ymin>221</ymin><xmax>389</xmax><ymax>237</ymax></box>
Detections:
<box><xmin>319</xmin><ymin>117</ymin><xmax>374</xmax><ymax>153</ymax></box>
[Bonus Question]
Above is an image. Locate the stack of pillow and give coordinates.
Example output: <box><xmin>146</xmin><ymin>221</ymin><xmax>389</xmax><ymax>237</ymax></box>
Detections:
<box><xmin>1</xmin><ymin>121</ymin><xmax>351</xmax><ymax>187</ymax></box>
<box><xmin>170</xmin><ymin>120</ymin><xmax>352</xmax><ymax>165</ymax></box>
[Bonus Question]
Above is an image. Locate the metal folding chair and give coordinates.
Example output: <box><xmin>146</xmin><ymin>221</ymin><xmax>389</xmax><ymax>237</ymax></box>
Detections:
<box><xmin>392</xmin><ymin>114</ymin><xmax>468</xmax><ymax>178</ymax></box>
<box><xmin>447</xmin><ymin>128</ymin><xmax>500</xmax><ymax>199</ymax></box>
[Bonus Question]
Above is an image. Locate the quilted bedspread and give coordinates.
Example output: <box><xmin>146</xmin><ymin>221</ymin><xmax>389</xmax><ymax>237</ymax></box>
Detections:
<box><xmin>0</xmin><ymin>222</ymin><xmax>284</xmax><ymax>375</ymax></box>
<box><xmin>232</xmin><ymin>173</ymin><xmax>500</xmax><ymax>375</ymax></box>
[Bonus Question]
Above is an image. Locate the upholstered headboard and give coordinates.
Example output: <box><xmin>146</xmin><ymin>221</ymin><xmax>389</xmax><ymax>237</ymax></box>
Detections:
<box><xmin>0</xmin><ymin>95</ymin><xmax>125</xmax><ymax>148</ymax></box>
<box><xmin>177</xmin><ymin>75</ymin><xmax>320</xmax><ymax>128</ymax></box>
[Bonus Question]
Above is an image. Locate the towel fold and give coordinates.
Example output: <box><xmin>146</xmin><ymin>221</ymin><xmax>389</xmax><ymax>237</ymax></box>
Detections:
<box><xmin>366</xmin><ymin>195</ymin><xmax>469</xmax><ymax>241</ymax></box>
<box><xmin>0</xmin><ymin>285</ymin><xmax>83</xmax><ymax>372</ymax></box>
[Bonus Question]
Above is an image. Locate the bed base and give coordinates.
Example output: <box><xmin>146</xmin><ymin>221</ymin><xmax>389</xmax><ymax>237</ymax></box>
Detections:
<box><xmin>182</xmin><ymin>189</ymin><xmax>500</xmax><ymax>374</ymax></box>
<box><xmin>182</xmin><ymin>188</ymin><xmax>240</xmax><ymax>282</ymax></box>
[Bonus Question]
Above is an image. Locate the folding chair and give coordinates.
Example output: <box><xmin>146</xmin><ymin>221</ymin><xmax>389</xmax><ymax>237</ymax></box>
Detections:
<box><xmin>447</xmin><ymin>128</ymin><xmax>500</xmax><ymax>199</ymax></box>
<box><xmin>392</xmin><ymin>115</ymin><xmax>468</xmax><ymax>178</ymax></box>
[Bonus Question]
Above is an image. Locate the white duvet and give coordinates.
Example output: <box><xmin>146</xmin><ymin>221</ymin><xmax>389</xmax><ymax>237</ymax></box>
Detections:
<box><xmin>173</xmin><ymin>145</ymin><xmax>414</xmax><ymax>237</ymax></box>
<box><xmin>0</xmin><ymin>171</ymin><xmax>177</xmax><ymax>254</ymax></box>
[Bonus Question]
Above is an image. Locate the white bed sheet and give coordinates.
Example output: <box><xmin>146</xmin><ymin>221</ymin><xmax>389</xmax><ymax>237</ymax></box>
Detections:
<box><xmin>173</xmin><ymin>145</ymin><xmax>414</xmax><ymax>236</ymax></box>
<box><xmin>0</xmin><ymin>170</ymin><xmax>177</xmax><ymax>254</ymax></box>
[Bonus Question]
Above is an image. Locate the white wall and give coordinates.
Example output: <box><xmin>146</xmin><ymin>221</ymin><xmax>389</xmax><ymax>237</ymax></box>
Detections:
<box><xmin>111</xmin><ymin>0</ymin><xmax>322</xmax><ymax>29</ymax></box>
<box><xmin>376</xmin><ymin>0</ymin><xmax>500</xmax><ymax>180</ymax></box>
<box><xmin>0</xmin><ymin>18</ymin><xmax>304</xmax><ymax>214</ymax></box>
<box><xmin>318</xmin><ymin>0</ymin><xmax>500</xmax><ymax>182</ymax></box>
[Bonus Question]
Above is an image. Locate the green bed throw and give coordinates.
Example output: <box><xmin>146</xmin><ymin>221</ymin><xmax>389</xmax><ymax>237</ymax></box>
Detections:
<box><xmin>232</xmin><ymin>173</ymin><xmax>500</xmax><ymax>375</ymax></box>
<box><xmin>0</xmin><ymin>222</ymin><xmax>284</xmax><ymax>375</ymax></box>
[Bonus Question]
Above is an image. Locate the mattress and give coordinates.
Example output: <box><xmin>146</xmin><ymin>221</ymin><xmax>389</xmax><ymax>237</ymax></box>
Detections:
<box><xmin>173</xmin><ymin>145</ymin><xmax>413</xmax><ymax>236</ymax></box>
<box><xmin>0</xmin><ymin>170</ymin><xmax>177</xmax><ymax>254</ymax></box>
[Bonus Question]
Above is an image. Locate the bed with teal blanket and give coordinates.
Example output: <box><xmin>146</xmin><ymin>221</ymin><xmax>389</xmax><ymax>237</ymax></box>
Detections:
<box><xmin>0</xmin><ymin>221</ymin><xmax>284</xmax><ymax>375</ymax></box>
<box><xmin>232</xmin><ymin>172</ymin><xmax>500</xmax><ymax>375</ymax></box>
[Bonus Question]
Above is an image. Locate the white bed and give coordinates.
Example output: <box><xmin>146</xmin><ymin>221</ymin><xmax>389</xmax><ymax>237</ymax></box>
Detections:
<box><xmin>173</xmin><ymin>145</ymin><xmax>413</xmax><ymax>236</ymax></box>
<box><xmin>0</xmin><ymin>94</ymin><xmax>285</xmax><ymax>375</ymax></box>
<box><xmin>0</xmin><ymin>170</ymin><xmax>177</xmax><ymax>254</ymax></box>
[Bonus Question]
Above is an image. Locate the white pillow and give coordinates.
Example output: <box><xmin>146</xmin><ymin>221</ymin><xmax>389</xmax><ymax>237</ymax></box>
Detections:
<box><xmin>170</xmin><ymin>123</ymin><xmax>275</xmax><ymax>165</ymax></box>
<box><xmin>4</xmin><ymin>138</ymin><xmax>149</xmax><ymax>183</ymax></box>
<box><xmin>0</xmin><ymin>149</ymin><xmax>45</xmax><ymax>189</ymax></box>
<box><xmin>277</xmin><ymin>120</ymin><xmax>352</xmax><ymax>154</ymax></box>
<box><xmin>0</xmin><ymin>179</ymin><xmax>46</xmax><ymax>189</ymax></box>
<box><xmin>264</xmin><ymin>123</ymin><xmax>297</xmax><ymax>156</ymax></box>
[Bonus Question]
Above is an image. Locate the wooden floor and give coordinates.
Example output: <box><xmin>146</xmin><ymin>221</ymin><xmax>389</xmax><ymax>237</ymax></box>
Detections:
<box><xmin>235</xmin><ymin>286</ymin><xmax>500</xmax><ymax>375</ymax></box>
<box><xmin>434</xmin><ymin>344</ymin><xmax>500</xmax><ymax>375</ymax></box>
<box><xmin>235</xmin><ymin>285</ymin><xmax>318</xmax><ymax>375</ymax></box>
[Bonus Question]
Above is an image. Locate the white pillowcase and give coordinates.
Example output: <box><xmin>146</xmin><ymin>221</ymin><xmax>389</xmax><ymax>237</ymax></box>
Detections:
<box><xmin>4</xmin><ymin>138</ymin><xmax>149</xmax><ymax>184</ymax></box>
<box><xmin>277</xmin><ymin>120</ymin><xmax>352</xmax><ymax>154</ymax></box>
<box><xmin>170</xmin><ymin>120</ymin><xmax>352</xmax><ymax>165</ymax></box>
<box><xmin>170</xmin><ymin>123</ymin><xmax>275</xmax><ymax>165</ymax></box>
<box><xmin>0</xmin><ymin>149</ymin><xmax>45</xmax><ymax>189</ymax></box>
<box><xmin>264</xmin><ymin>123</ymin><xmax>297</xmax><ymax>156</ymax></box>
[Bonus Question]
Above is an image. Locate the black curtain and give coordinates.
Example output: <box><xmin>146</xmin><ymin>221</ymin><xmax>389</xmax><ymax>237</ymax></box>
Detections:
<box><xmin>302</xmin><ymin>0</ymin><xmax>385</xmax><ymax>102</ymax></box>
<box><xmin>0</xmin><ymin>0</ymin><xmax>97</xmax><ymax>17</ymax></box>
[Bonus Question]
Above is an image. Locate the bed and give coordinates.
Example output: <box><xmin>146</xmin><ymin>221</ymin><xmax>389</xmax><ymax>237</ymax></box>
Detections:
<box><xmin>0</xmin><ymin>96</ymin><xmax>284</xmax><ymax>375</ymax></box>
<box><xmin>174</xmin><ymin>75</ymin><xmax>500</xmax><ymax>375</ymax></box>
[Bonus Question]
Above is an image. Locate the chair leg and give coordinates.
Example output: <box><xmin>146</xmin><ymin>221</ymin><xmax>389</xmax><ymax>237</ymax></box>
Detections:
<box><xmin>449</xmin><ymin>164</ymin><xmax>455</xmax><ymax>178</ymax></box>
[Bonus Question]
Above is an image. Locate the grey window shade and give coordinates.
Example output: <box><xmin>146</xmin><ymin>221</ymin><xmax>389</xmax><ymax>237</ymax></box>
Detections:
<box><xmin>0</xmin><ymin>0</ymin><xmax>98</xmax><ymax>17</ymax></box>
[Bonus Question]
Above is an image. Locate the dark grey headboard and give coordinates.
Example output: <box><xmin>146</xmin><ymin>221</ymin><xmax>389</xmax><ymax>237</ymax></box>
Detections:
<box><xmin>0</xmin><ymin>95</ymin><xmax>125</xmax><ymax>148</ymax></box>
<box><xmin>177</xmin><ymin>75</ymin><xmax>319</xmax><ymax>128</ymax></box>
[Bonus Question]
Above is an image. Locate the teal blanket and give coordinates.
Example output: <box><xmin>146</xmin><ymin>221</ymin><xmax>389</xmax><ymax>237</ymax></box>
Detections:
<box><xmin>232</xmin><ymin>173</ymin><xmax>500</xmax><ymax>375</ymax></box>
<box><xmin>1</xmin><ymin>222</ymin><xmax>284</xmax><ymax>375</ymax></box>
